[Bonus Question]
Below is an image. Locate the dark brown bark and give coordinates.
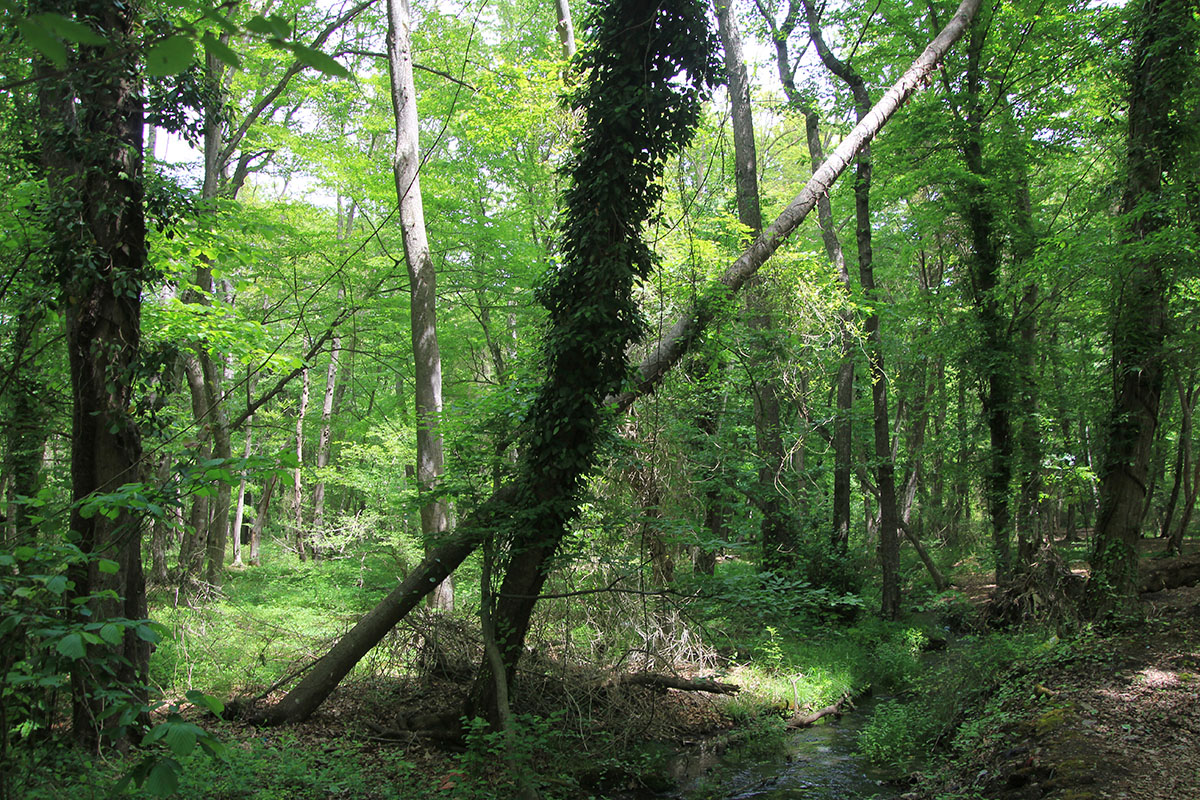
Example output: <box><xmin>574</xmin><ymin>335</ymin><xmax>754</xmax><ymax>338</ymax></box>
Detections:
<box><xmin>37</xmin><ymin>0</ymin><xmax>150</xmax><ymax>742</ymax></box>
<box><xmin>1087</xmin><ymin>0</ymin><xmax>1196</xmax><ymax>619</ymax></box>
<box><xmin>802</xmin><ymin>0</ymin><xmax>900</xmax><ymax>618</ymax></box>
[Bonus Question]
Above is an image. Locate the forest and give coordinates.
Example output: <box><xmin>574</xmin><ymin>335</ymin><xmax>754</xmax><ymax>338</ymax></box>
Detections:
<box><xmin>2</xmin><ymin>0</ymin><xmax>1200</xmax><ymax>797</ymax></box>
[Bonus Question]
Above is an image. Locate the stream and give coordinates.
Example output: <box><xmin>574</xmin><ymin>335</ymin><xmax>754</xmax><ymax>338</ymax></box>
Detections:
<box><xmin>664</xmin><ymin>695</ymin><xmax>904</xmax><ymax>800</ymax></box>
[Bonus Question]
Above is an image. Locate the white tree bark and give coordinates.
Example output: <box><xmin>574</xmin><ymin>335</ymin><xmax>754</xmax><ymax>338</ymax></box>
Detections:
<box><xmin>387</xmin><ymin>0</ymin><xmax>453</xmax><ymax>611</ymax></box>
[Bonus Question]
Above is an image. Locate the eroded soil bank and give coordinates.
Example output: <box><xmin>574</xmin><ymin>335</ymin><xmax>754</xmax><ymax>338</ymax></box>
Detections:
<box><xmin>905</xmin><ymin>583</ymin><xmax>1200</xmax><ymax>800</ymax></box>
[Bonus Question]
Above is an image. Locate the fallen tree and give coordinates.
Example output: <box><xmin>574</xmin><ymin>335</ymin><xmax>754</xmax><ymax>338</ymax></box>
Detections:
<box><xmin>254</xmin><ymin>0</ymin><xmax>984</xmax><ymax>727</ymax></box>
<box><xmin>1139</xmin><ymin>551</ymin><xmax>1200</xmax><ymax>594</ymax></box>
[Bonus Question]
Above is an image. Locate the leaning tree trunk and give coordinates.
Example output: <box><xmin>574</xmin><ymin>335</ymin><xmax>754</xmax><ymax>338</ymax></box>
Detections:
<box><xmin>386</xmin><ymin>0</ymin><xmax>454</xmax><ymax>611</ymax></box>
<box><xmin>1086</xmin><ymin>0</ymin><xmax>1197</xmax><ymax>620</ymax></box>
<box><xmin>257</xmin><ymin>0</ymin><xmax>983</xmax><ymax>727</ymax></box>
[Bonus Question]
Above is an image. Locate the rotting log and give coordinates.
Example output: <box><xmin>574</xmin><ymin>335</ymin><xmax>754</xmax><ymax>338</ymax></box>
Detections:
<box><xmin>608</xmin><ymin>673</ymin><xmax>740</xmax><ymax>694</ymax></box>
<box><xmin>254</xmin><ymin>0</ymin><xmax>984</xmax><ymax>727</ymax></box>
<box><xmin>1139</xmin><ymin>552</ymin><xmax>1200</xmax><ymax>593</ymax></box>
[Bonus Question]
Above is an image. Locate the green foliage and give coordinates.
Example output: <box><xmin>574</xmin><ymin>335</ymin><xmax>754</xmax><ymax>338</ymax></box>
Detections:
<box><xmin>0</xmin><ymin>540</ymin><xmax>225</xmax><ymax>797</ymax></box>
<box><xmin>857</xmin><ymin>698</ymin><xmax>938</xmax><ymax>770</ymax></box>
<box><xmin>0</xmin><ymin>542</ymin><xmax>159</xmax><ymax>745</ymax></box>
<box><xmin>683</xmin><ymin>560</ymin><xmax>865</xmax><ymax>635</ymax></box>
<box><xmin>855</xmin><ymin>631</ymin><xmax>1054</xmax><ymax>771</ymax></box>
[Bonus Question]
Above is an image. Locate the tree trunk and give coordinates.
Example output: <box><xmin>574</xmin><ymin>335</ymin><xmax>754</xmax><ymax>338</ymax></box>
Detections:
<box><xmin>293</xmin><ymin>363</ymin><xmax>310</xmax><ymax>561</ymax></box>
<box><xmin>960</xmin><ymin>11</ymin><xmax>1017</xmax><ymax>584</ymax></box>
<box><xmin>36</xmin><ymin>0</ymin><xmax>150</xmax><ymax>743</ymax></box>
<box><xmin>250</xmin><ymin>474</ymin><xmax>277</xmax><ymax>567</ymax></box>
<box><xmin>1</xmin><ymin>310</ymin><xmax>49</xmax><ymax>546</ymax></box>
<box><xmin>717</xmin><ymin>0</ymin><xmax>793</xmax><ymax>572</ymax></box>
<box><xmin>555</xmin><ymin>0</ymin><xmax>576</xmax><ymax>61</ymax></box>
<box><xmin>312</xmin><ymin>289</ymin><xmax>344</xmax><ymax>534</ymax></box>
<box><xmin>258</xmin><ymin>0</ymin><xmax>983</xmax><ymax>726</ymax></box>
<box><xmin>1163</xmin><ymin>374</ymin><xmax>1197</xmax><ymax>555</ymax></box>
<box><xmin>755</xmin><ymin>0</ymin><xmax>854</xmax><ymax>557</ymax></box>
<box><xmin>802</xmin><ymin>0</ymin><xmax>900</xmax><ymax>619</ymax></box>
<box><xmin>231</xmin><ymin>423</ymin><xmax>254</xmax><ymax>568</ymax></box>
<box><xmin>386</xmin><ymin>0</ymin><xmax>454</xmax><ymax>612</ymax></box>
<box><xmin>1087</xmin><ymin>0</ymin><xmax>1196</xmax><ymax>620</ymax></box>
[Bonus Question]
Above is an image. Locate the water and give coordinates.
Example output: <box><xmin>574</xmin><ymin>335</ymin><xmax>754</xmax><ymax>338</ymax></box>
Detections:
<box><xmin>668</xmin><ymin>696</ymin><xmax>903</xmax><ymax>800</ymax></box>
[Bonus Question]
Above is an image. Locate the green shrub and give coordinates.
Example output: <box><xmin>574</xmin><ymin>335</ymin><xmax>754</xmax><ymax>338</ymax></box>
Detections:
<box><xmin>857</xmin><ymin>698</ymin><xmax>938</xmax><ymax>770</ymax></box>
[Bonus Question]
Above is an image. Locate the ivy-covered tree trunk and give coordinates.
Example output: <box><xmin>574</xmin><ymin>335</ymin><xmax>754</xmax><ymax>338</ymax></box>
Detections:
<box><xmin>1087</xmin><ymin>0</ymin><xmax>1197</xmax><ymax>620</ymax></box>
<box><xmin>961</xmin><ymin>10</ymin><xmax>1017</xmax><ymax>584</ymax></box>
<box><xmin>36</xmin><ymin>0</ymin><xmax>150</xmax><ymax>744</ymax></box>
<box><xmin>464</xmin><ymin>0</ymin><xmax>720</xmax><ymax>728</ymax></box>
<box><xmin>258</xmin><ymin>0</ymin><xmax>982</xmax><ymax>726</ymax></box>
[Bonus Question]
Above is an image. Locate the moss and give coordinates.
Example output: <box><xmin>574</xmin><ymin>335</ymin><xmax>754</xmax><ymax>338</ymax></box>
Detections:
<box><xmin>1032</xmin><ymin>705</ymin><xmax>1075</xmax><ymax>737</ymax></box>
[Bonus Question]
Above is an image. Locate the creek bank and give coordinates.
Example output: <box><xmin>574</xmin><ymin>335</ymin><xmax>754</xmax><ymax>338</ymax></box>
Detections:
<box><xmin>905</xmin><ymin>584</ymin><xmax>1200</xmax><ymax>800</ymax></box>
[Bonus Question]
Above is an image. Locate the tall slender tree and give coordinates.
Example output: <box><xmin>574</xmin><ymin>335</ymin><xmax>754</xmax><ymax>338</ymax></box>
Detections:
<box><xmin>386</xmin><ymin>0</ymin><xmax>454</xmax><ymax>611</ymax></box>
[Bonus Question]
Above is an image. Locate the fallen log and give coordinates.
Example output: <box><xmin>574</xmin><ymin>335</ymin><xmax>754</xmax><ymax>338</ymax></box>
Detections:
<box><xmin>786</xmin><ymin>693</ymin><xmax>850</xmax><ymax>729</ymax></box>
<box><xmin>1139</xmin><ymin>551</ymin><xmax>1200</xmax><ymax>593</ymax></box>
<box><xmin>609</xmin><ymin>673</ymin><xmax>740</xmax><ymax>694</ymax></box>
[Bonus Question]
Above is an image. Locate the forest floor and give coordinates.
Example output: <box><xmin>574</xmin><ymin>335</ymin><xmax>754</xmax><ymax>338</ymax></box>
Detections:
<box><xmin>905</xmin><ymin>539</ymin><xmax>1200</xmax><ymax>800</ymax></box>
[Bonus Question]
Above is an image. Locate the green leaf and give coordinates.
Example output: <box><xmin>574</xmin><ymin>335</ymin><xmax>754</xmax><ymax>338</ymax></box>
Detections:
<box><xmin>145</xmin><ymin>758</ymin><xmax>180</xmax><ymax>796</ymax></box>
<box><xmin>35</xmin><ymin>12</ymin><xmax>105</xmax><ymax>46</ymax></box>
<box><xmin>97</xmin><ymin>558</ymin><xmax>120</xmax><ymax>574</ymax></box>
<box><xmin>245</xmin><ymin>14</ymin><xmax>290</xmax><ymax>38</ymax></box>
<box><xmin>99</xmin><ymin>622</ymin><xmax>125</xmax><ymax>645</ymax></box>
<box><xmin>16</xmin><ymin>18</ymin><xmax>66</xmax><ymax>69</ymax></box>
<box><xmin>13</xmin><ymin>546</ymin><xmax>35</xmax><ymax>561</ymax></box>
<box><xmin>146</xmin><ymin>35</ymin><xmax>196</xmax><ymax>77</ymax></box>
<box><xmin>185</xmin><ymin>689</ymin><xmax>225</xmax><ymax>716</ymax></box>
<box><xmin>136</xmin><ymin>621</ymin><xmax>167</xmax><ymax>643</ymax></box>
<box><xmin>286</xmin><ymin>43</ymin><xmax>350</xmax><ymax>79</ymax></box>
<box><xmin>201</xmin><ymin>32</ymin><xmax>241</xmax><ymax>68</ymax></box>
<box><xmin>56</xmin><ymin>632</ymin><xmax>86</xmax><ymax>660</ymax></box>
<box><xmin>162</xmin><ymin>722</ymin><xmax>198</xmax><ymax>756</ymax></box>
<box><xmin>44</xmin><ymin>574</ymin><xmax>68</xmax><ymax>595</ymax></box>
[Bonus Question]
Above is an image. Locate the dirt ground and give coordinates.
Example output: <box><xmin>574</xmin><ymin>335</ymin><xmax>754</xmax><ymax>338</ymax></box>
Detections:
<box><xmin>908</xmin><ymin>541</ymin><xmax>1200</xmax><ymax>800</ymax></box>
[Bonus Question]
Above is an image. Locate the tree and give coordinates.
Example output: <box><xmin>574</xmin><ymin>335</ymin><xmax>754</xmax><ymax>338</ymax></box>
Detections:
<box><xmin>34</xmin><ymin>0</ymin><xmax>150</xmax><ymax>743</ymax></box>
<box><xmin>1087</xmin><ymin>0</ymin><xmax>1199</xmax><ymax>619</ymax></box>
<box><xmin>386</xmin><ymin>0</ymin><xmax>454</xmax><ymax>611</ymax></box>
<box><xmin>802</xmin><ymin>0</ymin><xmax>902</xmax><ymax>618</ymax></box>
<box><xmin>715</xmin><ymin>0</ymin><xmax>796</xmax><ymax>571</ymax></box>
<box><xmin>257</xmin><ymin>0</ymin><xmax>983</xmax><ymax>727</ymax></box>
